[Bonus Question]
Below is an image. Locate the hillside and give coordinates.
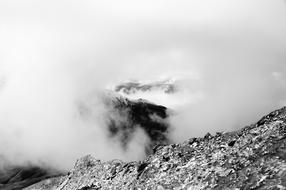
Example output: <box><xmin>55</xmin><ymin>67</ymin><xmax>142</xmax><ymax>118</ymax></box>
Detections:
<box><xmin>0</xmin><ymin>94</ymin><xmax>171</xmax><ymax>190</ymax></box>
<box><xmin>25</xmin><ymin>106</ymin><xmax>286</xmax><ymax>189</ymax></box>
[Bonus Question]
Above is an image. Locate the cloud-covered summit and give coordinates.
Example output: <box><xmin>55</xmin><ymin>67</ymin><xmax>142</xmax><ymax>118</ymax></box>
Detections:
<box><xmin>0</xmin><ymin>0</ymin><xmax>285</xmax><ymax>170</ymax></box>
<box><xmin>113</xmin><ymin>78</ymin><xmax>177</xmax><ymax>95</ymax></box>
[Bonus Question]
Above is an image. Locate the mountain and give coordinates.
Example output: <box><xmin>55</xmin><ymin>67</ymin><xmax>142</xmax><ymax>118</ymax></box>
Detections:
<box><xmin>77</xmin><ymin>92</ymin><xmax>172</xmax><ymax>155</ymax></box>
<box><xmin>0</xmin><ymin>164</ymin><xmax>62</xmax><ymax>190</ymax></box>
<box><xmin>25</xmin><ymin>106</ymin><xmax>286</xmax><ymax>189</ymax></box>
<box><xmin>105</xmin><ymin>95</ymin><xmax>171</xmax><ymax>154</ymax></box>
<box><xmin>0</xmin><ymin>91</ymin><xmax>171</xmax><ymax>190</ymax></box>
<box><xmin>113</xmin><ymin>79</ymin><xmax>177</xmax><ymax>95</ymax></box>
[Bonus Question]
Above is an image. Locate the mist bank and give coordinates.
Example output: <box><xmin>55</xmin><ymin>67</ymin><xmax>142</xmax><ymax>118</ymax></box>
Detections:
<box><xmin>0</xmin><ymin>0</ymin><xmax>285</xmax><ymax>169</ymax></box>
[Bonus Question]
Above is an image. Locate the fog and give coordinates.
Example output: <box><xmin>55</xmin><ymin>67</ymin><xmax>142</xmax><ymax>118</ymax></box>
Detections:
<box><xmin>0</xmin><ymin>0</ymin><xmax>286</xmax><ymax>169</ymax></box>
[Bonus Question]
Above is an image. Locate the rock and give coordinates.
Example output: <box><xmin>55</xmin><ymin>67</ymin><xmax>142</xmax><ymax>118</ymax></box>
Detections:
<box><xmin>30</xmin><ymin>106</ymin><xmax>286</xmax><ymax>190</ymax></box>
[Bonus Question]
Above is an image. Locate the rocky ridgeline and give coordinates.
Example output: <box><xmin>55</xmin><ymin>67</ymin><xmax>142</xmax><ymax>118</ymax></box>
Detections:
<box><xmin>26</xmin><ymin>107</ymin><xmax>286</xmax><ymax>190</ymax></box>
<box><xmin>114</xmin><ymin>79</ymin><xmax>176</xmax><ymax>95</ymax></box>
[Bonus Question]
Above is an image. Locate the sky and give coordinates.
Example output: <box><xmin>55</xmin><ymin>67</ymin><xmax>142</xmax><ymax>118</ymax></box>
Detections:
<box><xmin>0</xmin><ymin>0</ymin><xmax>286</xmax><ymax>169</ymax></box>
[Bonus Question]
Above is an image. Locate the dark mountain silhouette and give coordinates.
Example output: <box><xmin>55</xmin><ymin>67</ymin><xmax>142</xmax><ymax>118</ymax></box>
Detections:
<box><xmin>0</xmin><ymin>164</ymin><xmax>62</xmax><ymax>190</ymax></box>
<box><xmin>104</xmin><ymin>96</ymin><xmax>171</xmax><ymax>154</ymax></box>
<box><xmin>78</xmin><ymin>92</ymin><xmax>172</xmax><ymax>155</ymax></box>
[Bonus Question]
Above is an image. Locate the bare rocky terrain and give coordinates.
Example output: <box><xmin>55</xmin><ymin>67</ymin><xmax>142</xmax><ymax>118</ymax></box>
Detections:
<box><xmin>23</xmin><ymin>106</ymin><xmax>286</xmax><ymax>190</ymax></box>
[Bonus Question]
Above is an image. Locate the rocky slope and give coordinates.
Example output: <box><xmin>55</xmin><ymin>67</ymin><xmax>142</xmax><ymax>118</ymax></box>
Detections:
<box><xmin>0</xmin><ymin>94</ymin><xmax>171</xmax><ymax>190</ymax></box>
<box><xmin>0</xmin><ymin>164</ymin><xmax>61</xmax><ymax>190</ymax></box>
<box><xmin>25</xmin><ymin>106</ymin><xmax>286</xmax><ymax>190</ymax></box>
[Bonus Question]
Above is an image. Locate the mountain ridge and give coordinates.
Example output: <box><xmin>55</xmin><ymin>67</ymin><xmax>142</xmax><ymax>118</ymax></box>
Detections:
<box><xmin>25</xmin><ymin>106</ymin><xmax>286</xmax><ymax>190</ymax></box>
<box><xmin>112</xmin><ymin>79</ymin><xmax>177</xmax><ymax>95</ymax></box>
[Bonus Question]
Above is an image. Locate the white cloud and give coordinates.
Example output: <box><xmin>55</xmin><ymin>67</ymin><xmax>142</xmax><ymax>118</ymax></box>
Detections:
<box><xmin>0</xmin><ymin>0</ymin><xmax>286</xmax><ymax>169</ymax></box>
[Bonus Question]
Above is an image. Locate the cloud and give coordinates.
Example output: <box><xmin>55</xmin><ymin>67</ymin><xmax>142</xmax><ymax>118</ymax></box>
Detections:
<box><xmin>0</xmin><ymin>0</ymin><xmax>286</xmax><ymax>169</ymax></box>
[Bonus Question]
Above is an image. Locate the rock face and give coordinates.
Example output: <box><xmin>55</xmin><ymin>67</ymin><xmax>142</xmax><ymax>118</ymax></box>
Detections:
<box><xmin>78</xmin><ymin>93</ymin><xmax>171</xmax><ymax>155</ymax></box>
<box><xmin>26</xmin><ymin>106</ymin><xmax>286</xmax><ymax>189</ymax></box>
<box><xmin>104</xmin><ymin>96</ymin><xmax>171</xmax><ymax>154</ymax></box>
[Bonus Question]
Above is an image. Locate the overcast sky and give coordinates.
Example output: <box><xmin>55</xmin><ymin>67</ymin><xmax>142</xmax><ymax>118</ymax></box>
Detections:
<box><xmin>0</xmin><ymin>0</ymin><xmax>286</xmax><ymax>168</ymax></box>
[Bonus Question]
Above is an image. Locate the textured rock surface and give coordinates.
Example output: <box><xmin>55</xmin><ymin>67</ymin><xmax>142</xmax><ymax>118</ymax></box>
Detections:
<box><xmin>27</xmin><ymin>106</ymin><xmax>286</xmax><ymax>190</ymax></box>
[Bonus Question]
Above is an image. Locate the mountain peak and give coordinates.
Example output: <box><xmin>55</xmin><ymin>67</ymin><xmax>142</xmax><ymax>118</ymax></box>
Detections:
<box><xmin>112</xmin><ymin>78</ymin><xmax>177</xmax><ymax>95</ymax></box>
